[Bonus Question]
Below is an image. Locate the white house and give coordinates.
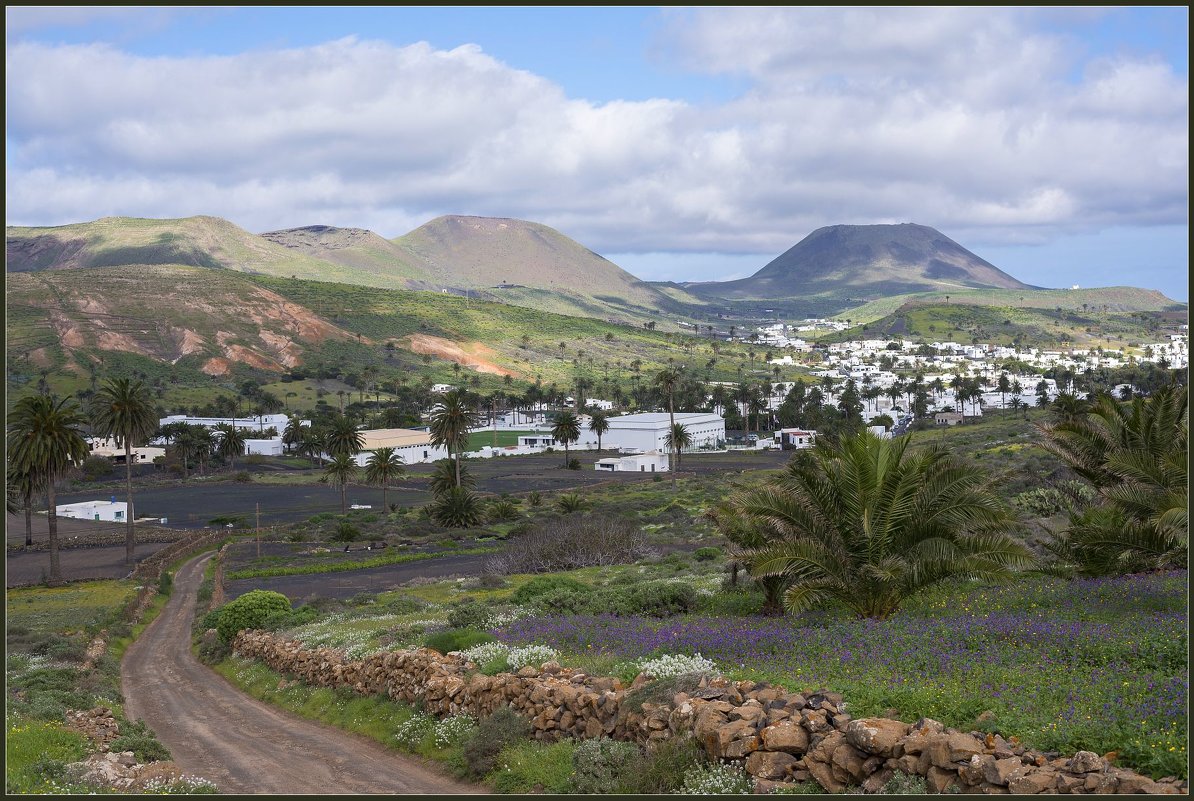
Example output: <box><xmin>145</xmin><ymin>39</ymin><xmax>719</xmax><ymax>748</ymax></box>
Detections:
<box><xmin>245</xmin><ymin>438</ymin><xmax>285</xmax><ymax>456</ymax></box>
<box><xmin>603</xmin><ymin>412</ymin><xmax>725</xmax><ymax>453</ymax></box>
<box><xmin>85</xmin><ymin>437</ymin><xmax>165</xmax><ymax>464</ymax></box>
<box><xmin>594</xmin><ymin>451</ymin><xmax>669</xmax><ymax>473</ymax></box>
<box><xmin>347</xmin><ymin>429</ymin><xmax>449</xmax><ymax>467</ymax></box>
<box><xmin>518</xmin><ymin>434</ymin><xmax>558</xmax><ymax>447</ymax></box>
<box><xmin>773</xmin><ymin>428</ymin><xmax>817</xmax><ymax>450</ymax></box>
<box><xmin>56</xmin><ymin>500</ymin><xmax>128</xmax><ymax>522</ymax></box>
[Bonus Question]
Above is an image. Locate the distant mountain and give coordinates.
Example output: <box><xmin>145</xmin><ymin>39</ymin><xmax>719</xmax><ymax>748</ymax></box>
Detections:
<box><xmin>687</xmin><ymin>223</ymin><xmax>1034</xmax><ymax>300</ymax></box>
<box><xmin>265</xmin><ymin>215</ymin><xmax>707</xmax><ymax>319</ymax></box>
<box><xmin>7</xmin><ymin>214</ymin><xmax>706</xmax><ymax>324</ymax></box>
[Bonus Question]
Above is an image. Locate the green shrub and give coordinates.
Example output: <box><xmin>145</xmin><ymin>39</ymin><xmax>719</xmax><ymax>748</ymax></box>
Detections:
<box><xmin>694</xmin><ymin>546</ymin><xmax>722</xmax><ymax>562</ymax></box>
<box><xmin>260</xmin><ymin>604</ymin><xmax>320</xmax><ymax>632</ymax></box>
<box><xmin>214</xmin><ymin>590</ymin><xmax>292</xmax><ymax>643</ymax></box>
<box><xmin>619</xmin><ymin>581</ymin><xmax>699</xmax><ymax>617</ymax></box>
<box><xmin>108</xmin><ymin>719</ymin><xmax>171</xmax><ymax>762</ymax></box>
<box><xmin>233</xmin><ymin>471</ymin><xmax>252</xmax><ymax>483</ymax></box>
<box><xmin>510</xmin><ymin>575</ymin><xmax>590</xmax><ymax>604</ymax></box>
<box><xmin>462</xmin><ymin>707</ymin><xmax>532</xmax><ymax>777</ymax></box>
<box><xmin>625</xmin><ymin>736</ymin><xmax>707</xmax><ymax>794</ymax></box>
<box><xmin>424</xmin><ymin>628</ymin><xmax>495</xmax><ymax>655</ymax></box>
<box><xmin>329</xmin><ymin>522</ymin><xmax>361</xmax><ymax>542</ymax></box>
<box><xmin>567</xmin><ymin>458</ymin><xmax>581</xmax><ymax>470</ymax></box>
<box><xmin>80</xmin><ymin>455</ymin><xmax>113</xmax><ymax>482</ymax></box>
<box><xmin>447</xmin><ymin>601</ymin><xmax>491</xmax><ymax>630</ymax></box>
<box><xmin>157</xmin><ymin>571</ymin><xmax>173</xmax><ymax>595</ymax></box>
<box><xmin>526</xmin><ymin>491</ymin><xmax>542</xmax><ymax>507</ymax></box>
<box><xmin>571</xmin><ymin>737</ymin><xmax>641</xmax><ymax>794</ymax></box>
<box><xmin>653</xmin><ymin>473</ymin><xmax>663</xmax><ymax>482</ymax></box>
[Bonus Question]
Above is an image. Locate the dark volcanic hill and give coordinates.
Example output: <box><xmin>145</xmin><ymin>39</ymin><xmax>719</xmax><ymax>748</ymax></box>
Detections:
<box><xmin>687</xmin><ymin>223</ymin><xmax>1035</xmax><ymax>300</ymax></box>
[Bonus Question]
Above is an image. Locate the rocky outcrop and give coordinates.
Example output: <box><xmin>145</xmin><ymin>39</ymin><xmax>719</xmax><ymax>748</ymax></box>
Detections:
<box><xmin>232</xmin><ymin>631</ymin><xmax>1187</xmax><ymax>795</ymax></box>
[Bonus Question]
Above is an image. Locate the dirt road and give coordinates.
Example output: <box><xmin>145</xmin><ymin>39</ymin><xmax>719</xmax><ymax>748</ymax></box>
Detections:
<box><xmin>121</xmin><ymin>553</ymin><xmax>483</xmax><ymax>794</ymax></box>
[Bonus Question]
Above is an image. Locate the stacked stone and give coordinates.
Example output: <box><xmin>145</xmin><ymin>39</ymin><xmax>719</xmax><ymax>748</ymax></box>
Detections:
<box><xmin>231</xmin><ymin>630</ymin><xmax>1188</xmax><ymax>795</ymax></box>
<box><xmin>64</xmin><ymin>706</ymin><xmax>121</xmax><ymax>749</ymax></box>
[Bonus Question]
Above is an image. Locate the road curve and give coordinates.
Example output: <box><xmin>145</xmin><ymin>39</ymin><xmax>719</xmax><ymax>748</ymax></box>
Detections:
<box><xmin>122</xmin><ymin>553</ymin><xmax>483</xmax><ymax>794</ymax></box>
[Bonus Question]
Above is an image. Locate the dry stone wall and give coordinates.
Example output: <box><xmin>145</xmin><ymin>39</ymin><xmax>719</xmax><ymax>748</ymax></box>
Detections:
<box><xmin>232</xmin><ymin>631</ymin><xmax>1187</xmax><ymax>795</ymax></box>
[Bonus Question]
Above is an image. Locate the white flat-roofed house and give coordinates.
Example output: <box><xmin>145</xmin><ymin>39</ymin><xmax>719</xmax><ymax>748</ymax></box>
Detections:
<box><xmin>57</xmin><ymin>500</ymin><xmax>128</xmax><ymax>522</ymax></box>
<box><xmin>603</xmin><ymin>412</ymin><xmax>725</xmax><ymax>454</ymax></box>
<box><xmin>158</xmin><ymin>413</ymin><xmax>294</xmax><ymax>434</ymax></box>
<box><xmin>773</xmin><ymin>428</ymin><xmax>817</xmax><ymax>450</ymax></box>
<box><xmin>349</xmin><ymin>429</ymin><xmax>449</xmax><ymax>467</ymax></box>
<box><xmin>85</xmin><ymin>437</ymin><xmax>165</xmax><ymax>465</ymax></box>
<box><xmin>594</xmin><ymin>451</ymin><xmax>670</xmax><ymax>473</ymax></box>
<box><xmin>518</xmin><ymin>434</ymin><xmax>558</xmax><ymax>447</ymax></box>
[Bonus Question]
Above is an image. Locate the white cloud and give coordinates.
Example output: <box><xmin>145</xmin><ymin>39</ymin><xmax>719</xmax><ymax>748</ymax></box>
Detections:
<box><xmin>5</xmin><ymin>9</ymin><xmax>1188</xmax><ymax>269</ymax></box>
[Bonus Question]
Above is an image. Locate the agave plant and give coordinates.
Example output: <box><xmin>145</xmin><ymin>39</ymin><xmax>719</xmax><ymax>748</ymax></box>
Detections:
<box><xmin>555</xmin><ymin>492</ymin><xmax>589</xmax><ymax>514</ymax></box>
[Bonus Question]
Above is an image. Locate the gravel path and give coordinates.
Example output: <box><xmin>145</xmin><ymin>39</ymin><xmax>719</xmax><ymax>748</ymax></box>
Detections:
<box><xmin>121</xmin><ymin>553</ymin><xmax>484</xmax><ymax>794</ymax></box>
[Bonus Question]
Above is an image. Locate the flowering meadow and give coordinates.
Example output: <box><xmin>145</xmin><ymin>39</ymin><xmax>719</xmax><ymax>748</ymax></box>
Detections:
<box><xmin>496</xmin><ymin>571</ymin><xmax>1188</xmax><ymax>779</ymax></box>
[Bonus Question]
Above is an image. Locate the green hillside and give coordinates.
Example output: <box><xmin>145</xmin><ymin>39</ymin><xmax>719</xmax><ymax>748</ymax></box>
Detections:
<box><xmin>6</xmin><ymin>265</ymin><xmax>798</xmax><ymax>413</ymax></box>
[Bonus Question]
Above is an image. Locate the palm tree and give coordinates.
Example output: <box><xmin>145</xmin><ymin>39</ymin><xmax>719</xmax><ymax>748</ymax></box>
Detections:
<box><xmin>429</xmin><ymin>459</ymin><xmax>474</xmax><ymax>496</ymax></box>
<box><xmin>298</xmin><ymin>426</ymin><xmax>326</xmax><ymax>466</ymax></box>
<box><xmin>7</xmin><ymin>394</ymin><xmax>89</xmax><ymax>584</ymax></box>
<box><xmin>588</xmin><ymin>411</ymin><xmax>610</xmax><ymax>452</ymax></box>
<box><xmin>654</xmin><ymin>367</ymin><xmax>681</xmax><ymax>472</ymax></box>
<box><xmin>1036</xmin><ymin>386</ymin><xmax>1187</xmax><ymax>575</ymax></box>
<box><xmin>325</xmin><ymin>414</ymin><xmax>364</xmax><ymax>458</ymax></box>
<box><xmin>730</xmin><ymin>430</ymin><xmax>1031</xmax><ymax>619</ymax></box>
<box><xmin>364</xmin><ymin>447</ymin><xmax>405</xmax><ymax>512</ymax></box>
<box><xmin>663</xmin><ymin>422</ymin><xmax>692</xmax><ymax>487</ymax></box>
<box><xmin>282</xmin><ymin>414</ymin><xmax>306</xmax><ymax>455</ymax></box>
<box><xmin>324</xmin><ymin>453</ymin><xmax>358</xmax><ymax>514</ymax></box>
<box><xmin>707</xmin><ymin>501</ymin><xmax>788</xmax><ymax>615</ymax></box>
<box><xmin>551</xmin><ymin>411</ymin><xmax>581</xmax><ymax>467</ymax></box>
<box><xmin>90</xmin><ymin>378</ymin><xmax>158</xmax><ymax>565</ymax></box>
<box><xmin>214</xmin><ymin>423</ymin><xmax>247</xmax><ymax>471</ymax></box>
<box><xmin>1051</xmin><ymin>392</ymin><xmax>1090</xmax><ymax>424</ymax></box>
<box><xmin>6</xmin><ymin>465</ymin><xmax>40</xmax><ymax>548</ymax></box>
<box><xmin>429</xmin><ymin>390</ymin><xmax>479</xmax><ymax>488</ymax></box>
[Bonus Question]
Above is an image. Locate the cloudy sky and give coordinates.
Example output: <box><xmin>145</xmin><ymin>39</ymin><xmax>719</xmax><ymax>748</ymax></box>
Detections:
<box><xmin>5</xmin><ymin>7</ymin><xmax>1188</xmax><ymax>299</ymax></box>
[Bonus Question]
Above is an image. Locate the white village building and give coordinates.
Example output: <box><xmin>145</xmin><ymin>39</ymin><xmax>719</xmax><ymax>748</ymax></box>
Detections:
<box><xmin>56</xmin><ymin>499</ymin><xmax>128</xmax><ymax>523</ymax></box>
<box><xmin>594</xmin><ymin>451</ymin><xmax>670</xmax><ymax>473</ymax></box>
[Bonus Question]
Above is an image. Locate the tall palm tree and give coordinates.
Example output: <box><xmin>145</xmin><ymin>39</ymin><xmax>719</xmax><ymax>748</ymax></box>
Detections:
<box><xmin>325</xmin><ymin>414</ymin><xmax>364</xmax><ymax>459</ymax></box>
<box><xmin>429</xmin><ymin>459</ymin><xmax>474</xmax><ymax>496</ymax></box>
<box><xmin>282</xmin><ymin>414</ymin><xmax>306</xmax><ymax>455</ymax></box>
<box><xmin>663</xmin><ymin>422</ymin><xmax>692</xmax><ymax>487</ymax></box>
<box><xmin>364</xmin><ymin>447</ymin><xmax>405</xmax><ymax>512</ymax></box>
<box><xmin>429</xmin><ymin>390</ymin><xmax>479</xmax><ymax>488</ymax></box>
<box><xmin>588</xmin><ymin>411</ymin><xmax>610</xmax><ymax>452</ymax></box>
<box><xmin>731</xmin><ymin>430</ymin><xmax>1031</xmax><ymax>619</ymax></box>
<box><xmin>551</xmin><ymin>411</ymin><xmax>581</xmax><ymax>467</ymax></box>
<box><xmin>90</xmin><ymin>378</ymin><xmax>158</xmax><ymax>565</ymax></box>
<box><xmin>324</xmin><ymin>453</ymin><xmax>359</xmax><ymax>514</ymax></box>
<box><xmin>655</xmin><ymin>367</ymin><xmax>681</xmax><ymax>472</ymax></box>
<box><xmin>7</xmin><ymin>394</ymin><xmax>89</xmax><ymax>584</ymax></box>
<box><xmin>1036</xmin><ymin>385</ymin><xmax>1187</xmax><ymax>575</ymax></box>
<box><xmin>214</xmin><ymin>423</ymin><xmax>248</xmax><ymax>470</ymax></box>
<box><xmin>299</xmin><ymin>426</ymin><xmax>326</xmax><ymax>466</ymax></box>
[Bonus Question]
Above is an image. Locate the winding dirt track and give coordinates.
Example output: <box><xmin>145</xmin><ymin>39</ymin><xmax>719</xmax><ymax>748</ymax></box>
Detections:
<box><xmin>122</xmin><ymin>553</ymin><xmax>483</xmax><ymax>794</ymax></box>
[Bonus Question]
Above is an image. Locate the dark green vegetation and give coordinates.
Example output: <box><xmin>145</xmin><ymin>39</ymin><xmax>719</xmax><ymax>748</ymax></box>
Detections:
<box><xmin>823</xmin><ymin>300</ymin><xmax>1182</xmax><ymax>350</ymax></box>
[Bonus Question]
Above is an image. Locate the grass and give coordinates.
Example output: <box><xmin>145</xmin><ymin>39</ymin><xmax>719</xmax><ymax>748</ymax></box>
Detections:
<box><xmin>466</xmin><ymin>430</ymin><xmax>536</xmax><ymax>450</ymax></box>
<box><xmin>6</xmin><ymin>580</ymin><xmax>138</xmax><ymax>633</ymax></box>
<box><xmin>223</xmin><ymin>546</ymin><xmax>499</xmax><ymax>580</ymax></box>
<box><xmin>5</xmin><ymin>718</ymin><xmax>91</xmax><ymax>795</ymax></box>
<box><xmin>489</xmin><ymin>739</ymin><xmax>576</xmax><ymax>794</ymax></box>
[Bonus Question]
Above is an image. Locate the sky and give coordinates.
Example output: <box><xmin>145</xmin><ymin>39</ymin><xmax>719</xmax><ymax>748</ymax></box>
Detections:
<box><xmin>5</xmin><ymin>7</ymin><xmax>1189</xmax><ymax>300</ymax></box>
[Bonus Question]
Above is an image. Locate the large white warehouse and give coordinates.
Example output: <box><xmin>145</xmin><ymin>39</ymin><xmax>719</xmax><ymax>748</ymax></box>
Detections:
<box><xmin>603</xmin><ymin>412</ymin><xmax>725</xmax><ymax>453</ymax></box>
